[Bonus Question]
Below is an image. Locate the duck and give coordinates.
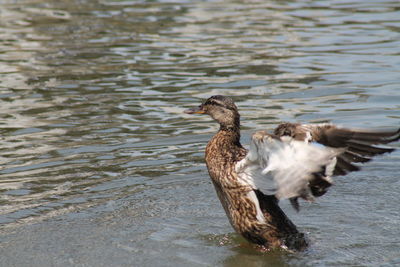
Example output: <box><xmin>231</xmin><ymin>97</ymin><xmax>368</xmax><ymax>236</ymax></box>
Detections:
<box><xmin>184</xmin><ymin>95</ymin><xmax>400</xmax><ymax>251</ymax></box>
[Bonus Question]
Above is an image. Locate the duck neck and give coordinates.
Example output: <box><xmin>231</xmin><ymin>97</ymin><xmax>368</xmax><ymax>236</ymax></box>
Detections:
<box><xmin>218</xmin><ymin>121</ymin><xmax>241</xmax><ymax>147</ymax></box>
<box><xmin>206</xmin><ymin>115</ymin><xmax>245</xmax><ymax>165</ymax></box>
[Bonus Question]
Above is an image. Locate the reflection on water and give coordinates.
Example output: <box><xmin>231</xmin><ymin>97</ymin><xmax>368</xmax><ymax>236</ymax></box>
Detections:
<box><xmin>0</xmin><ymin>0</ymin><xmax>399</xmax><ymax>266</ymax></box>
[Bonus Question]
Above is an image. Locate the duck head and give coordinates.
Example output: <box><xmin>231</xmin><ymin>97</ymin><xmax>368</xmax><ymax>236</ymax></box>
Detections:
<box><xmin>185</xmin><ymin>95</ymin><xmax>240</xmax><ymax>130</ymax></box>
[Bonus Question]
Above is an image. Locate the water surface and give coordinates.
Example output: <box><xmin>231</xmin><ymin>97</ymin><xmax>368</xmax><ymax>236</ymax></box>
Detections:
<box><xmin>0</xmin><ymin>0</ymin><xmax>399</xmax><ymax>266</ymax></box>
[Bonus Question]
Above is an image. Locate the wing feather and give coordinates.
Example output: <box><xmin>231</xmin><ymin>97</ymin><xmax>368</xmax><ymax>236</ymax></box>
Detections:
<box><xmin>236</xmin><ymin>124</ymin><xmax>398</xmax><ymax>211</ymax></box>
<box><xmin>274</xmin><ymin>123</ymin><xmax>399</xmax><ymax>176</ymax></box>
<box><xmin>236</xmin><ymin>131</ymin><xmax>342</xmax><ymax>210</ymax></box>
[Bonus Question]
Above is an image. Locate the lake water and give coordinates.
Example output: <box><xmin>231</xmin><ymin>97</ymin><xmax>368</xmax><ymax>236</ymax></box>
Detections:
<box><xmin>0</xmin><ymin>0</ymin><xmax>399</xmax><ymax>266</ymax></box>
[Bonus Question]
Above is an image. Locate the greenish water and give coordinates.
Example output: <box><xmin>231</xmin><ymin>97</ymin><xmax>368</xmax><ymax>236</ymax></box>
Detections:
<box><xmin>0</xmin><ymin>0</ymin><xmax>399</xmax><ymax>266</ymax></box>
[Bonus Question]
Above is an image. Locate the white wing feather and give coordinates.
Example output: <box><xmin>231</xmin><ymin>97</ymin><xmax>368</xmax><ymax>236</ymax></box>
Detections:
<box><xmin>236</xmin><ymin>131</ymin><xmax>341</xmax><ymax>200</ymax></box>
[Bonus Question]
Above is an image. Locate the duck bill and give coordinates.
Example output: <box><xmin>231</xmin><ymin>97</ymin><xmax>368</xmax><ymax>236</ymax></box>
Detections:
<box><xmin>184</xmin><ymin>107</ymin><xmax>205</xmax><ymax>114</ymax></box>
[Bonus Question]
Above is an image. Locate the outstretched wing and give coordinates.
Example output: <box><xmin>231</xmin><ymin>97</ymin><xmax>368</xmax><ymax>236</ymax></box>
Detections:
<box><xmin>274</xmin><ymin>123</ymin><xmax>400</xmax><ymax>176</ymax></box>
<box><xmin>235</xmin><ymin>131</ymin><xmax>343</xmax><ymax>210</ymax></box>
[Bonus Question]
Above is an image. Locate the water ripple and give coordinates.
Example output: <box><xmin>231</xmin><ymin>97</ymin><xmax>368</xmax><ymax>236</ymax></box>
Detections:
<box><xmin>0</xmin><ymin>0</ymin><xmax>399</xmax><ymax>266</ymax></box>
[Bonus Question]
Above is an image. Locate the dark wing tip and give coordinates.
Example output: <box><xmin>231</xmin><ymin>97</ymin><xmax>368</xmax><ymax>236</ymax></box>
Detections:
<box><xmin>323</xmin><ymin>126</ymin><xmax>399</xmax><ymax>176</ymax></box>
<box><xmin>349</xmin><ymin>127</ymin><xmax>400</xmax><ymax>145</ymax></box>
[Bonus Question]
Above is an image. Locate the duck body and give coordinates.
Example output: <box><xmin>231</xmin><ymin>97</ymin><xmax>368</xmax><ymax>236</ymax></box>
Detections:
<box><xmin>205</xmin><ymin>127</ymin><xmax>306</xmax><ymax>249</ymax></box>
<box><xmin>185</xmin><ymin>95</ymin><xmax>399</xmax><ymax>251</ymax></box>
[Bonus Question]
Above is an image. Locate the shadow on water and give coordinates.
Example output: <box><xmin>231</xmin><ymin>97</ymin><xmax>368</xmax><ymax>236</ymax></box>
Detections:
<box><xmin>0</xmin><ymin>0</ymin><xmax>399</xmax><ymax>266</ymax></box>
<box><xmin>223</xmin><ymin>248</ymin><xmax>302</xmax><ymax>267</ymax></box>
<box><xmin>203</xmin><ymin>232</ymin><xmax>306</xmax><ymax>267</ymax></box>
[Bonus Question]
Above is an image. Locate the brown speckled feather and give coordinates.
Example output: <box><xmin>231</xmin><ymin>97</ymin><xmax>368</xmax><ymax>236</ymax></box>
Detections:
<box><xmin>205</xmin><ymin>128</ymin><xmax>306</xmax><ymax>249</ymax></box>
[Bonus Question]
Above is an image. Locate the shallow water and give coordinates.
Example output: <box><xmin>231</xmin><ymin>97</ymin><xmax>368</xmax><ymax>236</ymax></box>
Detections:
<box><xmin>0</xmin><ymin>0</ymin><xmax>399</xmax><ymax>266</ymax></box>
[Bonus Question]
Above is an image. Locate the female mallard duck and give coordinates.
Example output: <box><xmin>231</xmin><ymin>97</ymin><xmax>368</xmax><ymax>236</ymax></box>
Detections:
<box><xmin>185</xmin><ymin>95</ymin><xmax>399</xmax><ymax>251</ymax></box>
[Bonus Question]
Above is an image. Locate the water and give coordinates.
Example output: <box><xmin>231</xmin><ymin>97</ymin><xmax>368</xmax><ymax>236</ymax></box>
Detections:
<box><xmin>0</xmin><ymin>0</ymin><xmax>399</xmax><ymax>266</ymax></box>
